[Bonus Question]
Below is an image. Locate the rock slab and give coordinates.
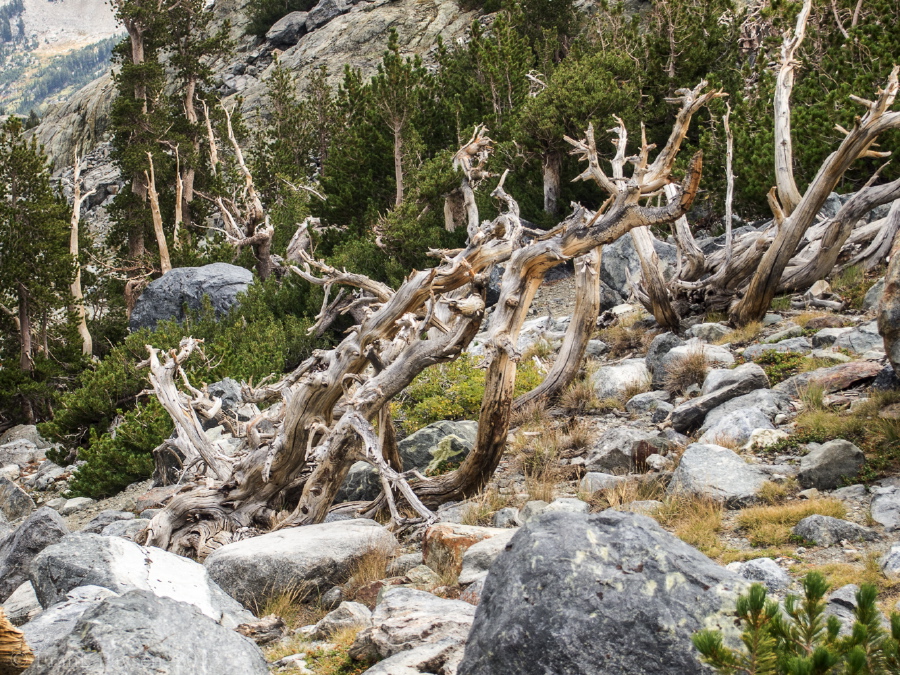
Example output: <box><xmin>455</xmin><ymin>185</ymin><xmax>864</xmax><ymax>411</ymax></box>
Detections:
<box><xmin>456</xmin><ymin>510</ymin><xmax>747</xmax><ymax>675</ymax></box>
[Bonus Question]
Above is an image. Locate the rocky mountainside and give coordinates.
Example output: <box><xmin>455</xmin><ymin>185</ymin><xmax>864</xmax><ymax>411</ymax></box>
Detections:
<box><xmin>31</xmin><ymin>0</ymin><xmax>477</xmax><ymax>167</ymax></box>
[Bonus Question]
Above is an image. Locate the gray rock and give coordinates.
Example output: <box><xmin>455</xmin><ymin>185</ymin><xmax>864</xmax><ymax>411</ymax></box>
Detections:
<box><xmin>458</xmin><ymin>529</ymin><xmax>517</xmax><ymax>585</ymax></box>
<box><xmin>101</xmin><ymin>518</ymin><xmax>148</xmax><ymax>541</ymax></box>
<box><xmin>655</xmin><ymin>340</ymin><xmax>735</xmax><ymax>390</ymax></box>
<box><xmin>30</xmin><ymin>532</ymin><xmax>253</xmax><ymax>628</ymax></box>
<box><xmin>600</xmin><ymin>235</ymin><xmax>678</xmax><ymax>296</ymax></box>
<box><xmin>545</xmin><ymin>497</ymin><xmax>589</xmax><ymax>515</ymax></box>
<box><xmin>386</xmin><ymin>552</ymin><xmax>422</xmax><ymax>578</ymax></box>
<box><xmin>314</xmin><ymin>601</ymin><xmax>372</xmax><ymax>638</ymax></box>
<box><xmin>792</xmin><ymin>515</ymin><xmax>878</xmax><ymax>546</ymax></box>
<box><xmin>0</xmin><ymin>439</ymin><xmax>45</xmax><ymax>467</ymax></box>
<box><xmin>306</xmin><ymin>0</ymin><xmax>348</xmax><ymax>31</ymax></box>
<box><xmin>0</xmin><ymin>476</ymin><xmax>35</xmax><ymax>521</ymax></box>
<box><xmin>700</xmin><ymin>389</ymin><xmax>793</xmax><ymax>432</ymax></box>
<box><xmin>0</xmin><ymin>464</ymin><xmax>19</xmax><ymax>481</ymax></box>
<box><xmin>646</xmin><ymin>332</ymin><xmax>685</xmax><ymax>386</ymax></box>
<box><xmin>744</xmin><ymin>337</ymin><xmax>813</xmax><ymax>359</ymax></box>
<box><xmin>698</xmin><ymin>408</ymin><xmax>775</xmax><ymax>447</ymax></box>
<box><xmin>580</xmin><ymin>472</ymin><xmax>627</xmax><ymax>494</ymax></box>
<box><xmin>0</xmin><ymin>507</ymin><xmax>68</xmax><ymax>603</ymax></box>
<box><xmin>59</xmin><ymin>497</ymin><xmax>95</xmax><ymax>515</ymax></box>
<box><xmin>321</xmin><ymin>586</ymin><xmax>343</xmax><ymax>610</ymax></box>
<box><xmin>492</xmin><ymin>507</ymin><xmax>519</xmax><ymax>528</ymax></box>
<box><xmin>667</xmin><ymin>443</ymin><xmax>766</xmax><ymax>505</ymax></box>
<box><xmin>871</xmin><ymin>488</ymin><xmax>900</xmax><ymax>531</ymax></box>
<box><xmin>350</xmin><ymin>587</ymin><xmax>475</xmax><ymax>664</ymax></box>
<box><xmin>813</xmin><ymin>327</ymin><xmax>853</xmax><ymax>348</ymax></box>
<box><xmin>586</xmin><ymin>339</ymin><xmax>609</xmax><ymax>357</ymax></box>
<box><xmin>686</xmin><ymin>322</ymin><xmax>731</xmax><ymax>342</ymax></box>
<box><xmin>337</xmin><ymin>421</ymin><xmax>477</xmax><ymax>503</ymax></box>
<box><xmin>671</xmin><ymin>363</ymin><xmax>770</xmax><ymax>432</ymax></box>
<box><xmin>359</xmin><ymin>639</ymin><xmax>465</xmax><ymax>675</ymax></box>
<box><xmin>834</xmin><ymin>321</ymin><xmax>884</xmax><ymax>354</ymax></box>
<box><xmin>734</xmin><ymin>558</ymin><xmax>790</xmax><ymax>592</ymax></box>
<box><xmin>204</xmin><ymin>519</ymin><xmax>397</xmax><ymax>609</ymax></box>
<box><xmin>833</xmin><ymin>484</ymin><xmax>868</xmax><ymax>500</ymax></box>
<box><xmin>24</xmin><ymin>461</ymin><xmax>64</xmax><ymax>491</ymax></box>
<box><xmin>616</xmin><ymin>499</ymin><xmax>663</xmax><ymax>515</ymax></box>
<box><xmin>702</xmin><ymin>364</ymin><xmax>771</xmax><ymax>397</ymax></box>
<box><xmin>651</xmin><ymin>401</ymin><xmax>674</xmax><ymax>423</ymax></box>
<box><xmin>0</xmin><ymin>424</ymin><xmax>50</xmax><ymax>449</ymax></box>
<box><xmin>645</xmin><ymin>454</ymin><xmax>673</xmax><ymax>471</ymax></box>
<box><xmin>764</xmin><ymin>324</ymin><xmax>803</xmax><ymax>343</ymax></box>
<box><xmin>518</xmin><ymin>500</ymin><xmax>548</xmax><ymax>523</ymax></box>
<box><xmin>81</xmin><ymin>510</ymin><xmax>135</xmax><ymax>534</ymax></box>
<box><xmin>129</xmin><ymin>263</ymin><xmax>254</xmax><ymax>332</ymax></box>
<box><xmin>763</xmin><ymin>314</ymin><xmax>783</xmax><ymax>326</ymax></box>
<box><xmin>456</xmin><ymin>510</ymin><xmax>748</xmax><ymax>675</ymax></box>
<box><xmin>584</xmin><ymin>427</ymin><xmax>670</xmax><ymax>474</ymax></box>
<box><xmin>591</xmin><ymin>358</ymin><xmax>650</xmax><ymax>399</ymax></box>
<box><xmin>21</xmin><ymin>585</ymin><xmax>119</xmax><ymax>658</ymax></box>
<box><xmin>864</xmin><ymin>277</ymin><xmax>885</xmax><ymax>311</ymax></box>
<box><xmin>265</xmin><ymin>10</ymin><xmax>308</xmax><ymax>45</ymax></box>
<box><xmin>798</xmin><ymin>439</ymin><xmax>865</xmax><ymax>490</ymax></box>
<box><xmin>826</xmin><ymin>584</ymin><xmax>861</xmax><ymax>632</ymax></box>
<box><xmin>24</xmin><ymin>590</ymin><xmax>268</xmax><ymax>675</ymax></box>
<box><xmin>1</xmin><ymin>581</ymin><xmax>41</xmax><ymax>626</ymax></box>
<box><xmin>625</xmin><ymin>390</ymin><xmax>671</xmax><ymax>415</ymax></box>
<box><xmin>881</xmin><ymin>545</ymin><xmax>900</xmax><ymax>577</ymax></box>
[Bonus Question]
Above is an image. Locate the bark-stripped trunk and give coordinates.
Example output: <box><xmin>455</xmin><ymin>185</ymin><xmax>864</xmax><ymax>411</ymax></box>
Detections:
<box><xmin>513</xmin><ymin>246</ymin><xmax>601</xmax><ymax>410</ymax></box>
<box><xmin>543</xmin><ymin>150</ymin><xmax>562</xmax><ymax>215</ymax></box>
<box><xmin>17</xmin><ymin>283</ymin><xmax>31</xmax><ymax>374</ymax></box>
<box><xmin>393</xmin><ymin>124</ymin><xmax>404</xmax><ymax>207</ymax></box>
<box><xmin>879</xmin><ymin>225</ymin><xmax>900</xmax><ymax>376</ymax></box>
<box><xmin>69</xmin><ymin>154</ymin><xmax>92</xmax><ymax>356</ymax></box>
<box><xmin>145</xmin><ymin>154</ymin><xmax>172</xmax><ymax>274</ymax></box>
<box><xmin>139</xmin><ymin>91</ymin><xmax>710</xmax><ymax>557</ymax></box>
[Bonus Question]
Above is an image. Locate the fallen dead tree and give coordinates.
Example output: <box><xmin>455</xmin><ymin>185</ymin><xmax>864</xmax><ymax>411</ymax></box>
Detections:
<box><xmin>138</xmin><ymin>86</ymin><xmax>711</xmax><ymax>558</ymax></box>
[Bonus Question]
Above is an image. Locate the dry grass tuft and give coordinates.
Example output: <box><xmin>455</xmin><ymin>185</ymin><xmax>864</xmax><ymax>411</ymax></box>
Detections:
<box><xmin>344</xmin><ymin>544</ymin><xmax>396</xmax><ymax>598</ymax></box>
<box><xmin>757</xmin><ymin>478</ymin><xmax>799</xmax><ymax>505</ymax></box>
<box><xmin>705</xmin><ymin>432</ymin><xmax>743</xmax><ymax>451</ymax></box>
<box><xmin>799</xmin><ymin>382</ymin><xmax>827</xmax><ymax>411</ymax></box>
<box><xmin>736</xmin><ymin>498</ymin><xmax>846</xmax><ymax>547</ymax></box>
<box><xmin>598</xmin><ymin>321</ymin><xmax>656</xmax><ymax>358</ymax></box>
<box><xmin>653</xmin><ymin>495</ymin><xmax>725</xmax><ymax>558</ymax></box>
<box><xmin>428</xmin><ymin>547</ymin><xmax>462</xmax><ymax>588</ymax></box>
<box><xmin>590</xmin><ymin>477</ymin><xmax>666</xmax><ymax>511</ymax></box>
<box><xmin>462</xmin><ymin>487</ymin><xmax>514</xmax><ymax>526</ymax></box>
<box><xmin>795</xmin><ymin>311</ymin><xmax>830</xmax><ymax>328</ymax></box>
<box><xmin>621</xmin><ymin>377</ymin><xmax>652</xmax><ymax>402</ymax></box>
<box><xmin>264</xmin><ymin>625</ymin><xmax>374</xmax><ymax>675</ymax></box>
<box><xmin>714</xmin><ymin>321</ymin><xmax>763</xmax><ymax>346</ymax></box>
<box><xmin>522</xmin><ymin>339</ymin><xmax>555</xmax><ymax>360</ymax></box>
<box><xmin>561</xmin><ymin>418</ymin><xmax>595</xmax><ymax>450</ymax></box>
<box><xmin>258</xmin><ymin>583</ymin><xmax>321</xmax><ymax>629</ymax></box>
<box><xmin>663</xmin><ymin>349</ymin><xmax>709</xmax><ymax>395</ymax></box>
<box><xmin>511</xmin><ymin>399</ymin><xmax>553</xmax><ymax>430</ymax></box>
<box><xmin>559</xmin><ymin>379</ymin><xmax>600</xmax><ymax>413</ymax></box>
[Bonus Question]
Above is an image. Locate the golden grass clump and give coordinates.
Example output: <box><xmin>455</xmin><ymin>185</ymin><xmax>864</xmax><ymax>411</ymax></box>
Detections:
<box><xmin>757</xmin><ymin>478</ymin><xmax>799</xmax><ymax>505</ymax></box>
<box><xmin>653</xmin><ymin>495</ymin><xmax>725</xmax><ymax>558</ymax></box>
<box><xmin>462</xmin><ymin>487</ymin><xmax>514</xmax><ymax>527</ymax></box>
<box><xmin>590</xmin><ymin>477</ymin><xmax>665</xmax><ymax>511</ymax></box>
<box><xmin>343</xmin><ymin>544</ymin><xmax>396</xmax><ymax>599</ymax></box>
<box><xmin>264</xmin><ymin>625</ymin><xmax>375</xmax><ymax>675</ymax></box>
<box><xmin>558</xmin><ymin>379</ymin><xmax>600</xmax><ymax>413</ymax></box>
<box><xmin>714</xmin><ymin>321</ymin><xmax>763</xmax><ymax>346</ymax></box>
<box><xmin>736</xmin><ymin>498</ymin><xmax>846</xmax><ymax>547</ymax></box>
<box><xmin>663</xmin><ymin>349</ymin><xmax>709</xmax><ymax>395</ymax></box>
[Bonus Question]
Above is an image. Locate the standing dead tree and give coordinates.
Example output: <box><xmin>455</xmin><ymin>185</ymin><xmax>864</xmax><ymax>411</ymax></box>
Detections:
<box><xmin>879</xmin><ymin>219</ymin><xmax>900</xmax><ymax>376</ymax></box>
<box><xmin>138</xmin><ymin>89</ymin><xmax>709</xmax><ymax>559</ymax></box>
<box><xmin>665</xmin><ymin>0</ymin><xmax>900</xmax><ymax>322</ymax></box>
<box><xmin>573</xmin><ymin>84</ymin><xmax>725</xmax><ymax>330</ymax></box>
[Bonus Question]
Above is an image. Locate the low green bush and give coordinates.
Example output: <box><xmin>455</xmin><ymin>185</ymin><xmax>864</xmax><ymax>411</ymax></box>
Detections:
<box><xmin>392</xmin><ymin>352</ymin><xmax>544</xmax><ymax>435</ymax></box>
<box><xmin>693</xmin><ymin>572</ymin><xmax>900</xmax><ymax>674</ymax></box>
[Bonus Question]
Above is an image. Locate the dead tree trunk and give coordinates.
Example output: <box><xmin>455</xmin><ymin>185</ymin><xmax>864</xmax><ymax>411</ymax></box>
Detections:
<box><xmin>512</xmin><ymin>246</ymin><xmax>601</xmax><ymax>410</ymax></box>
<box><xmin>69</xmin><ymin>153</ymin><xmax>93</xmax><ymax>357</ymax></box>
<box><xmin>543</xmin><ymin>150</ymin><xmax>562</xmax><ymax>215</ymax></box>
<box><xmin>879</xmin><ymin>221</ymin><xmax>900</xmax><ymax>376</ymax></box>
<box><xmin>145</xmin><ymin>154</ymin><xmax>172</xmax><ymax>275</ymax></box>
<box><xmin>140</xmin><ymin>89</ymin><xmax>709</xmax><ymax>557</ymax></box>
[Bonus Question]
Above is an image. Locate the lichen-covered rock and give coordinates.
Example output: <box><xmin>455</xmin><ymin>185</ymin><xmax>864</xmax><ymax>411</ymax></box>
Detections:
<box><xmin>792</xmin><ymin>515</ymin><xmax>878</xmax><ymax>547</ymax></box>
<box><xmin>667</xmin><ymin>443</ymin><xmax>766</xmax><ymax>505</ymax></box>
<box><xmin>456</xmin><ymin>510</ymin><xmax>748</xmax><ymax>675</ymax></box>
<box><xmin>204</xmin><ymin>519</ymin><xmax>397</xmax><ymax>609</ymax></box>
<box><xmin>744</xmin><ymin>337</ymin><xmax>813</xmax><ymax>359</ymax></box>
<box><xmin>23</xmin><ymin>590</ymin><xmax>268</xmax><ymax>675</ymax></box>
<box><xmin>0</xmin><ymin>477</ymin><xmax>35</xmax><ymax>521</ymax></box>
<box><xmin>798</xmin><ymin>439</ymin><xmax>865</xmax><ymax>490</ymax></box>
<box><xmin>774</xmin><ymin>360</ymin><xmax>883</xmax><ymax>396</ymax></box>
<box><xmin>422</xmin><ymin>523</ymin><xmax>508</xmax><ymax>576</ymax></box>
<box><xmin>583</xmin><ymin>427</ymin><xmax>670</xmax><ymax>474</ymax></box>
<box><xmin>731</xmin><ymin>557</ymin><xmax>790</xmax><ymax>592</ymax></box>
<box><xmin>834</xmin><ymin>321</ymin><xmax>884</xmax><ymax>355</ymax></box>
<box><xmin>129</xmin><ymin>263</ymin><xmax>254</xmax><ymax>331</ymax></box>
